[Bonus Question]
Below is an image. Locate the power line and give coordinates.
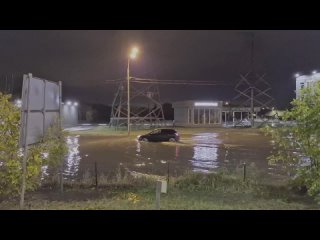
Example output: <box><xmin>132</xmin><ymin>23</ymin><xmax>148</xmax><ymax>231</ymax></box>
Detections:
<box><xmin>132</xmin><ymin>81</ymin><xmax>229</xmax><ymax>86</ymax></box>
<box><xmin>104</xmin><ymin>77</ymin><xmax>231</xmax><ymax>86</ymax></box>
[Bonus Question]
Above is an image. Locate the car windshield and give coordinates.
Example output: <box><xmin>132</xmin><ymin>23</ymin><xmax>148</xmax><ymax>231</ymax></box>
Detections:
<box><xmin>162</xmin><ymin>129</ymin><xmax>175</xmax><ymax>134</ymax></box>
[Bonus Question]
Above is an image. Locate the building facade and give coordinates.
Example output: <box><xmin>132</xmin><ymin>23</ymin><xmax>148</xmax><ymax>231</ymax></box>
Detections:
<box><xmin>173</xmin><ymin>101</ymin><xmax>222</xmax><ymax>126</ymax></box>
<box><xmin>296</xmin><ymin>73</ymin><xmax>320</xmax><ymax>98</ymax></box>
<box><xmin>172</xmin><ymin>100</ymin><xmax>260</xmax><ymax>127</ymax></box>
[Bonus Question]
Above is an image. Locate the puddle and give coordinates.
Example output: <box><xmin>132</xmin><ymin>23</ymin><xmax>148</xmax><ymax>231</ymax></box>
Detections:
<box><xmin>43</xmin><ymin>129</ymin><xmax>288</xmax><ymax>181</ymax></box>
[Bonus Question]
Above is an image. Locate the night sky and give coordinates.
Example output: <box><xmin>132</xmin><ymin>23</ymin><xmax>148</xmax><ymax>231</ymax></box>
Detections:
<box><xmin>1</xmin><ymin>30</ymin><xmax>320</xmax><ymax>109</ymax></box>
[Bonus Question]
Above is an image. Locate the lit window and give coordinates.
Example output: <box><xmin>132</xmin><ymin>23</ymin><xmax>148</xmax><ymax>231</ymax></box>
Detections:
<box><xmin>194</xmin><ymin>102</ymin><xmax>218</xmax><ymax>107</ymax></box>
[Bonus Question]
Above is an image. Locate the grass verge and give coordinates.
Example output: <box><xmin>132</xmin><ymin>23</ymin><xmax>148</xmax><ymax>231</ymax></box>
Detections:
<box><xmin>0</xmin><ymin>170</ymin><xmax>318</xmax><ymax>210</ymax></box>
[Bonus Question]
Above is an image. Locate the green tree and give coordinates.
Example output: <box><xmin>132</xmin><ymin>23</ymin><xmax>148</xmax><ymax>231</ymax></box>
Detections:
<box><xmin>0</xmin><ymin>93</ymin><xmax>22</xmax><ymax>195</ymax></box>
<box><xmin>0</xmin><ymin>93</ymin><xmax>68</xmax><ymax>196</ymax></box>
<box><xmin>264</xmin><ymin>81</ymin><xmax>320</xmax><ymax>199</ymax></box>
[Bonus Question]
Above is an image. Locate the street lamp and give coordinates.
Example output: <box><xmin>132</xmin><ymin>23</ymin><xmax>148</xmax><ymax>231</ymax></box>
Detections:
<box><xmin>127</xmin><ymin>46</ymin><xmax>139</xmax><ymax>136</ymax></box>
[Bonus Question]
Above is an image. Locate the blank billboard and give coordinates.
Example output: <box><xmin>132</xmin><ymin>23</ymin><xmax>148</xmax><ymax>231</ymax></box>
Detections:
<box><xmin>19</xmin><ymin>73</ymin><xmax>61</xmax><ymax>147</ymax></box>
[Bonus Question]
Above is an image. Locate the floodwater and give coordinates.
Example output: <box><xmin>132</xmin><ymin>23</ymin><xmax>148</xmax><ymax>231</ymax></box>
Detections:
<box><xmin>55</xmin><ymin>128</ymin><xmax>288</xmax><ymax>181</ymax></box>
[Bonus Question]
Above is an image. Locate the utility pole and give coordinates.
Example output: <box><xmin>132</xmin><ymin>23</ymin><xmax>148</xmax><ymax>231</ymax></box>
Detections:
<box><xmin>250</xmin><ymin>87</ymin><xmax>254</xmax><ymax>127</ymax></box>
<box><xmin>126</xmin><ymin>47</ymin><xmax>139</xmax><ymax>136</ymax></box>
<box><xmin>250</xmin><ymin>32</ymin><xmax>255</xmax><ymax>128</ymax></box>
<box><xmin>127</xmin><ymin>58</ymin><xmax>130</xmax><ymax>136</ymax></box>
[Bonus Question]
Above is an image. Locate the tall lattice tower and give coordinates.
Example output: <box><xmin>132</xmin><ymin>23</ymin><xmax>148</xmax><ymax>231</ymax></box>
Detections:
<box><xmin>109</xmin><ymin>77</ymin><xmax>165</xmax><ymax>129</ymax></box>
<box><xmin>233</xmin><ymin>32</ymin><xmax>274</xmax><ymax>126</ymax></box>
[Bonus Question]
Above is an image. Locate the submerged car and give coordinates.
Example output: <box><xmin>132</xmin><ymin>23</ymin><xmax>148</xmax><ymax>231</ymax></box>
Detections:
<box><xmin>137</xmin><ymin>129</ymin><xmax>180</xmax><ymax>142</ymax></box>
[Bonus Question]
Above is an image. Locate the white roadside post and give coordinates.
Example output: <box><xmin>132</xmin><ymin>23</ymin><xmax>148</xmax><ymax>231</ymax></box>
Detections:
<box><xmin>155</xmin><ymin>180</ymin><xmax>167</xmax><ymax>210</ymax></box>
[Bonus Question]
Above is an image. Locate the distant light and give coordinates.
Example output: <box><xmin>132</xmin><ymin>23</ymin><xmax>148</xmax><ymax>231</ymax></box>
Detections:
<box><xmin>295</xmin><ymin>73</ymin><xmax>300</xmax><ymax>78</ymax></box>
<box><xmin>225</xmin><ymin>101</ymin><xmax>229</xmax><ymax>105</ymax></box>
<box><xmin>74</xmin><ymin>102</ymin><xmax>78</xmax><ymax>106</ymax></box>
<box><xmin>194</xmin><ymin>102</ymin><xmax>218</xmax><ymax>107</ymax></box>
<box><xmin>14</xmin><ymin>99</ymin><xmax>22</xmax><ymax>108</ymax></box>
<box><xmin>312</xmin><ymin>70</ymin><xmax>317</xmax><ymax>74</ymax></box>
<box><xmin>67</xmin><ymin>101</ymin><xmax>72</xmax><ymax>106</ymax></box>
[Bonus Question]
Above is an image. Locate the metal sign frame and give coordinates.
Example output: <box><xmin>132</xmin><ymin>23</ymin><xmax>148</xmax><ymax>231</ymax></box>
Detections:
<box><xmin>19</xmin><ymin>73</ymin><xmax>62</xmax><ymax>209</ymax></box>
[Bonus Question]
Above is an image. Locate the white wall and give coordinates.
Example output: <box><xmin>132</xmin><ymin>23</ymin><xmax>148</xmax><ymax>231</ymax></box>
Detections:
<box><xmin>174</xmin><ymin>107</ymin><xmax>189</xmax><ymax>125</ymax></box>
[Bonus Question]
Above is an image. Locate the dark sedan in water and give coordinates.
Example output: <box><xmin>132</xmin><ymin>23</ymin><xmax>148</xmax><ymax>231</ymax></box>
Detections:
<box><xmin>137</xmin><ymin>129</ymin><xmax>180</xmax><ymax>142</ymax></box>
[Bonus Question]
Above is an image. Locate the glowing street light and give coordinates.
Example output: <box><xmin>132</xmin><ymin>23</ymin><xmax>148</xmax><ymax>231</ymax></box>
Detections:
<box><xmin>67</xmin><ymin>101</ymin><xmax>72</xmax><ymax>106</ymax></box>
<box><xmin>312</xmin><ymin>70</ymin><xmax>317</xmax><ymax>75</ymax></box>
<box><xmin>74</xmin><ymin>102</ymin><xmax>78</xmax><ymax>106</ymax></box>
<box><xmin>130</xmin><ymin>47</ymin><xmax>139</xmax><ymax>59</ymax></box>
<box><xmin>295</xmin><ymin>73</ymin><xmax>300</xmax><ymax>78</ymax></box>
<box><xmin>127</xmin><ymin>46</ymin><xmax>139</xmax><ymax>136</ymax></box>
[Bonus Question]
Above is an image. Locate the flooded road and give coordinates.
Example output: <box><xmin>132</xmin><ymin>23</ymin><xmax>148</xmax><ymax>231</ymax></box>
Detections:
<box><xmin>57</xmin><ymin>128</ymin><xmax>286</xmax><ymax>181</ymax></box>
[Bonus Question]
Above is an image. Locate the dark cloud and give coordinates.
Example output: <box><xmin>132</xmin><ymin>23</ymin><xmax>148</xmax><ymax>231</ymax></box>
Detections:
<box><xmin>1</xmin><ymin>30</ymin><xmax>320</xmax><ymax>108</ymax></box>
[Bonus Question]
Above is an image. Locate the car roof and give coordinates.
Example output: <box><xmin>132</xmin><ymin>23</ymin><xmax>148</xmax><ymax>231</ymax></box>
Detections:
<box><xmin>151</xmin><ymin>128</ymin><xmax>176</xmax><ymax>131</ymax></box>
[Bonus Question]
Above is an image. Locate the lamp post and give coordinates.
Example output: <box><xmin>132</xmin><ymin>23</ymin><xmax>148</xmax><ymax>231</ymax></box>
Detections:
<box><xmin>127</xmin><ymin>47</ymin><xmax>139</xmax><ymax>136</ymax></box>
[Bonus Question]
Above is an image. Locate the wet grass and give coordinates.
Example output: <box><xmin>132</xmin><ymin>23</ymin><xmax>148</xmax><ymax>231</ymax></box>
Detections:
<box><xmin>1</xmin><ymin>171</ymin><xmax>319</xmax><ymax>210</ymax></box>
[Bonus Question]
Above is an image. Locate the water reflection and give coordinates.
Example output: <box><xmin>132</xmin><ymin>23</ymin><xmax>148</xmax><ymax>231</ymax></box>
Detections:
<box><xmin>41</xmin><ymin>165</ymin><xmax>49</xmax><ymax>180</ymax></box>
<box><xmin>191</xmin><ymin>133</ymin><xmax>221</xmax><ymax>173</ymax></box>
<box><xmin>175</xmin><ymin>145</ymin><xmax>180</xmax><ymax>158</ymax></box>
<box><xmin>64</xmin><ymin>135</ymin><xmax>81</xmax><ymax>178</ymax></box>
<box><xmin>136</xmin><ymin>141</ymin><xmax>141</xmax><ymax>153</ymax></box>
<box><xmin>136</xmin><ymin>141</ymin><xmax>141</xmax><ymax>157</ymax></box>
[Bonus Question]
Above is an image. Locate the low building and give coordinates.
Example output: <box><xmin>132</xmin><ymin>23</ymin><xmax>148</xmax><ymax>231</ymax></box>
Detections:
<box><xmin>295</xmin><ymin>73</ymin><xmax>320</xmax><ymax>98</ymax></box>
<box><xmin>62</xmin><ymin>101</ymin><xmax>79</xmax><ymax>127</ymax></box>
<box><xmin>172</xmin><ymin>100</ymin><xmax>260</xmax><ymax>127</ymax></box>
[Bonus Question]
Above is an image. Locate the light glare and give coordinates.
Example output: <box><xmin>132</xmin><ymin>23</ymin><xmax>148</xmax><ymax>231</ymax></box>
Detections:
<box><xmin>129</xmin><ymin>47</ymin><xmax>139</xmax><ymax>59</ymax></box>
<box><xmin>15</xmin><ymin>99</ymin><xmax>22</xmax><ymax>108</ymax></box>
<box><xmin>130</xmin><ymin>53</ymin><xmax>137</xmax><ymax>59</ymax></box>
